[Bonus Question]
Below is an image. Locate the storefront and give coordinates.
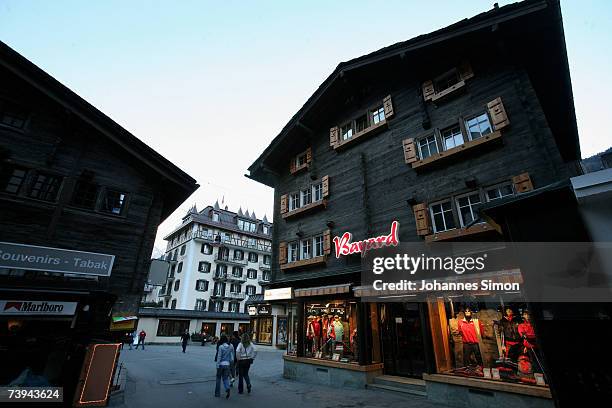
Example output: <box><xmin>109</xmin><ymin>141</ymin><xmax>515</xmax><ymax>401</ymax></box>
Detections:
<box><xmin>248</xmin><ymin>304</ymin><xmax>273</xmax><ymax>345</ymax></box>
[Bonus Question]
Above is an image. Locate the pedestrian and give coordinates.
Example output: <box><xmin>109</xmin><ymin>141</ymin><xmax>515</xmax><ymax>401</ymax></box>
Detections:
<box><xmin>229</xmin><ymin>331</ymin><xmax>241</xmax><ymax>386</ymax></box>
<box><xmin>127</xmin><ymin>331</ymin><xmax>135</xmax><ymax>350</ymax></box>
<box><xmin>180</xmin><ymin>330</ymin><xmax>190</xmax><ymax>353</ymax></box>
<box><xmin>236</xmin><ymin>333</ymin><xmax>257</xmax><ymax>394</ymax></box>
<box><xmin>214</xmin><ymin>334</ymin><xmax>234</xmax><ymax>399</ymax></box>
<box><xmin>135</xmin><ymin>329</ymin><xmax>146</xmax><ymax>350</ymax></box>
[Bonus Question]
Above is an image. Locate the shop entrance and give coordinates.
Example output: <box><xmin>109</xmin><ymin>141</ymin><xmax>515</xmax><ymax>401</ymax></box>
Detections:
<box><xmin>379</xmin><ymin>303</ymin><xmax>426</xmax><ymax>378</ymax></box>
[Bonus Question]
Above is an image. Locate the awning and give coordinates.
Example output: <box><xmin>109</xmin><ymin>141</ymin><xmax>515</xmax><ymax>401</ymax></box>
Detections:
<box><xmin>110</xmin><ymin>315</ymin><xmax>138</xmax><ymax>331</ymax></box>
<box><xmin>294</xmin><ymin>283</ymin><xmax>351</xmax><ymax>298</ymax></box>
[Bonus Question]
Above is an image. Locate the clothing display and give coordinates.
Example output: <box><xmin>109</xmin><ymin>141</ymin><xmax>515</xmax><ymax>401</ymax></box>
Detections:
<box><xmin>304</xmin><ymin>300</ymin><xmax>357</xmax><ymax>362</ymax></box>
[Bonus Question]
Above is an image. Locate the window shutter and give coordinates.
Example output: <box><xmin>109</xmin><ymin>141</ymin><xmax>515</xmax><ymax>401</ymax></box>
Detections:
<box><xmin>322</xmin><ymin>175</ymin><xmax>329</xmax><ymax>198</ymax></box>
<box><xmin>323</xmin><ymin>230</ymin><xmax>331</xmax><ymax>255</ymax></box>
<box><xmin>402</xmin><ymin>138</ymin><xmax>418</xmax><ymax>164</ymax></box>
<box><xmin>289</xmin><ymin>158</ymin><xmax>296</xmax><ymax>174</ymax></box>
<box><xmin>422</xmin><ymin>80</ymin><xmax>435</xmax><ymax>101</ymax></box>
<box><xmin>487</xmin><ymin>97</ymin><xmax>510</xmax><ymax>130</ymax></box>
<box><xmin>383</xmin><ymin>95</ymin><xmax>394</xmax><ymax>119</ymax></box>
<box><xmin>512</xmin><ymin>172</ymin><xmax>534</xmax><ymax>193</ymax></box>
<box><xmin>280</xmin><ymin>194</ymin><xmax>288</xmax><ymax>214</ymax></box>
<box><xmin>279</xmin><ymin>242</ymin><xmax>287</xmax><ymax>264</ymax></box>
<box><xmin>458</xmin><ymin>60</ymin><xmax>474</xmax><ymax>81</ymax></box>
<box><xmin>330</xmin><ymin>126</ymin><xmax>339</xmax><ymax>147</ymax></box>
<box><xmin>413</xmin><ymin>203</ymin><xmax>431</xmax><ymax>236</ymax></box>
<box><xmin>306</xmin><ymin>147</ymin><xmax>312</xmax><ymax>164</ymax></box>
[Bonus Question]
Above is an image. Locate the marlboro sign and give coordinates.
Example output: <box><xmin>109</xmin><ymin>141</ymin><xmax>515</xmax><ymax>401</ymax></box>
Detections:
<box><xmin>333</xmin><ymin>221</ymin><xmax>400</xmax><ymax>258</ymax></box>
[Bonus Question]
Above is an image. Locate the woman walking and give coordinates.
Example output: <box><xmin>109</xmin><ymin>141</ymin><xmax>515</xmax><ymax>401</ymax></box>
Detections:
<box><xmin>214</xmin><ymin>334</ymin><xmax>234</xmax><ymax>399</ymax></box>
<box><xmin>235</xmin><ymin>333</ymin><xmax>257</xmax><ymax>394</ymax></box>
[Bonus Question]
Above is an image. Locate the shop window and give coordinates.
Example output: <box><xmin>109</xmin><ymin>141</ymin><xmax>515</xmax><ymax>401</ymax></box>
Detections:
<box><xmin>430</xmin><ymin>200</ymin><xmax>456</xmax><ymax>233</ymax></box>
<box><xmin>248</xmin><ymin>252</ymin><xmax>258</xmax><ymax>262</ymax></box>
<box><xmin>101</xmin><ymin>189</ymin><xmax>127</xmax><ymax>215</ymax></box>
<box><xmin>71</xmin><ymin>180</ymin><xmax>98</xmax><ymax>210</ymax></box>
<box><xmin>195</xmin><ymin>280</ymin><xmax>208</xmax><ymax>291</ymax></box>
<box><xmin>195</xmin><ymin>299</ymin><xmax>207</xmax><ymax>311</ymax></box>
<box><xmin>157</xmin><ymin>319</ymin><xmax>189</xmax><ymax>336</ymax></box>
<box><xmin>247</xmin><ymin>269</ymin><xmax>257</xmax><ymax>279</ymax></box>
<box><xmin>28</xmin><ymin>172</ymin><xmax>62</xmax><ymax>202</ymax></box>
<box><xmin>304</xmin><ymin>300</ymin><xmax>358</xmax><ymax>363</ymax></box>
<box><xmin>455</xmin><ymin>191</ymin><xmax>482</xmax><ymax>228</ymax></box>
<box><xmin>486</xmin><ymin>183</ymin><xmax>514</xmax><ymax>202</ymax></box>
<box><xmin>465</xmin><ymin>113</ymin><xmax>492</xmax><ymax>141</ymax></box>
<box><xmin>0</xmin><ymin>164</ymin><xmax>27</xmax><ymax>194</ymax></box>
<box><xmin>201</xmin><ymin>243</ymin><xmax>213</xmax><ymax>254</ymax></box>
<box><xmin>198</xmin><ymin>261</ymin><xmax>211</xmax><ymax>273</ymax></box>
<box><xmin>256</xmin><ymin>317</ymin><xmax>273</xmax><ymax>345</ymax></box>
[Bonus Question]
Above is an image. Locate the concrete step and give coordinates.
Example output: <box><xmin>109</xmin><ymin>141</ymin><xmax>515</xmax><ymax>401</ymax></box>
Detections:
<box><xmin>366</xmin><ymin>383</ymin><xmax>427</xmax><ymax>397</ymax></box>
<box><xmin>372</xmin><ymin>375</ymin><xmax>427</xmax><ymax>394</ymax></box>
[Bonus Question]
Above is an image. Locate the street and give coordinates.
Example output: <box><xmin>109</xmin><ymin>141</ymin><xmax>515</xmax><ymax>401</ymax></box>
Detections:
<box><xmin>114</xmin><ymin>344</ymin><xmax>451</xmax><ymax>408</ymax></box>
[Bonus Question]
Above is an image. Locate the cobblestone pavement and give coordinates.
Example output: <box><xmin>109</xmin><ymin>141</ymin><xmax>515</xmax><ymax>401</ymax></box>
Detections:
<box><xmin>113</xmin><ymin>344</ymin><xmax>452</xmax><ymax>408</ymax></box>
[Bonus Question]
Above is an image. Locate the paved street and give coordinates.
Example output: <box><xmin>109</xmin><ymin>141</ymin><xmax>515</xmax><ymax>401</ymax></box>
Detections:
<box><xmin>114</xmin><ymin>344</ymin><xmax>451</xmax><ymax>408</ymax></box>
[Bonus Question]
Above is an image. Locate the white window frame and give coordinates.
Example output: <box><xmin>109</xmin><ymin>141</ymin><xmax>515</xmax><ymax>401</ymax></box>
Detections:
<box><xmin>195</xmin><ymin>299</ymin><xmax>206</xmax><ymax>311</ymax></box>
<box><xmin>247</xmin><ymin>269</ymin><xmax>257</xmax><ymax>279</ymax></box>
<box><xmin>289</xmin><ymin>192</ymin><xmax>300</xmax><ymax>211</ymax></box>
<box><xmin>313</xmin><ymin>183</ymin><xmax>323</xmax><ymax>202</ymax></box>
<box><xmin>196</xmin><ymin>280</ymin><xmax>208</xmax><ymax>291</ymax></box>
<box><xmin>485</xmin><ymin>182</ymin><xmax>515</xmax><ymax>202</ymax></box>
<box><xmin>465</xmin><ymin>112</ymin><xmax>493</xmax><ymax>141</ymax></box>
<box><xmin>314</xmin><ymin>235</ymin><xmax>324</xmax><ymax>257</ymax></box>
<box><xmin>288</xmin><ymin>242</ymin><xmax>299</xmax><ymax>263</ymax></box>
<box><xmin>301</xmin><ymin>239</ymin><xmax>312</xmax><ymax>260</ymax></box>
<box><xmin>440</xmin><ymin>125</ymin><xmax>464</xmax><ymax>151</ymax></box>
<box><xmin>301</xmin><ymin>187</ymin><xmax>312</xmax><ymax>207</ymax></box>
<box><xmin>229</xmin><ymin>302</ymin><xmax>239</xmax><ymax>313</ymax></box>
<box><xmin>429</xmin><ymin>199</ymin><xmax>456</xmax><ymax>233</ymax></box>
<box><xmin>371</xmin><ymin>106</ymin><xmax>385</xmax><ymax>125</ymax></box>
<box><xmin>341</xmin><ymin>123</ymin><xmax>353</xmax><ymax>141</ymax></box>
<box><xmin>417</xmin><ymin>134</ymin><xmax>439</xmax><ymax>159</ymax></box>
<box><xmin>455</xmin><ymin>191</ymin><xmax>483</xmax><ymax>228</ymax></box>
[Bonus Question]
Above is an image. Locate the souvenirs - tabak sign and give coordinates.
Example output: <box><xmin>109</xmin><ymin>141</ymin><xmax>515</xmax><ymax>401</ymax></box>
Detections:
<box><xmin>333</xmin><ymin>221</ymin><xmax>399</xmax><ymax>258</ymax></box>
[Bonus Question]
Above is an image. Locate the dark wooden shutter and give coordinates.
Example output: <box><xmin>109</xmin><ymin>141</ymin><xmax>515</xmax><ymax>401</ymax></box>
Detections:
<box><xmin>330</xmin><ymin>126</ymin><xmax>339</xmax><ymax>147</ymax></box>
<box><xmin>306</xmin><ymin>147</ymin><xmax>312</xmax><ymax>164</ymax></box>
<box><xmin>383</xmin><ymin>95</ymin><xmax>394</xmax><ymax>119</ymax></box>
<box><xmin>289</xmin><ymin>158</ymin><xmax>296</xmax><ymax>174</ymax></box>
<box><xmin>322</xmin><ymin>175</ymin><xmax>329</xmax><ymax>198</ymax></box>
<box><xmin>512</xmin><ymin>172</ymin><xmax>534</xmax><ymax>193</ymax></box>
<box><xmin>413</xmin><ymin>203</ymin><xmax>431</xmax><ymax>236</ymax></box>
<box><xmin>323</xmin><ymin>230</ymin><xmax>331</xmax><ymax>255</ymax></box>
<box><xmin>280</xmin><ymin>194</ymin><xmax>288</xmax><ymax>214</ymax></box>
<box><xmin>458</xmin><ymin>60</ymin><xmax>474</xmax><ymax>81</ymax></box>
<box><xmin>402</xmin><ymin>138</ymin><xmax>418</xmax><ymax>164</ymax></box>
<box><xmin>279</xmin><ymin>242</ymin><xmax>287</xmax><ymax>264</ymax></box>
<box><xmin>487</xmin><ymin>97</ymin><xmax>510</xmax><ymax>130</ymax></box>
<box><xmin>422</xmin><ymin>80</ymin><xmax>435</xmax><ymax>101</ymax></box>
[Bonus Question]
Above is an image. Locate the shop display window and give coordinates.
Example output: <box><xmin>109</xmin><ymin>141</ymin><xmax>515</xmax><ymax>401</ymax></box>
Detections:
<box><xmin>304</xmin><ymin>300</ymin><xmax>358</xmax><ymax>363</ymax></box>
<box><xmin>429</xmin><ymin>298</ymin><xmax>547</xmax><ymax>387</ymax></box>
<box><xmin>257</xmin><ymin>317</ymin><xmax>273</xmax><ymax>345</ymax></box>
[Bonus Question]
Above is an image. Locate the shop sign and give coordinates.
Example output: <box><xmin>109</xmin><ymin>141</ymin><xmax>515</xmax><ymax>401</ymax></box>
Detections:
<box><xmin>248</xmin><ymin>306</ymin><xmax>257</xmax><ymax>316</ymax></box>
<box><xmin>0</xmin><ymin>241</ymin><xmax>114</xmax><ymax>277</ymax></box>
<box><xmin>0</xmin><ymin>300</ymin><xmax>78</xmax><ymax>316</ymax></box>
<box><xmin>264</xmin><ymin>287</ymin><xmax>293</xmax><ymax>301</ymax></box>
<box><xmin>333</xmin><ymin>221</ymin><xmax>399</xmax><ymax>258</ymax></box>
<box><xmin>257</xmin><ymin>305</ymin><xmax>271</xmax><ymax>315</ymax></box>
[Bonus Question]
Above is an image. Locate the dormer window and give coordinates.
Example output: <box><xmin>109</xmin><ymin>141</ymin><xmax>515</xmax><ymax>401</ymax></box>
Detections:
<box><xmin>212</xmin><ymin>212</ymin><xmax>219</xmax><ymax>221</ymax></box>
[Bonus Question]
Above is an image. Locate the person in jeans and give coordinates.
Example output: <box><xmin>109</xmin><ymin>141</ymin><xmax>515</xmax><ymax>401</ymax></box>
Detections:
<box><xmin>229</xmin><ymin>331</ymin><xmax>241</xmax><ymax>386</ymax></box>
<box><xmin>235</xmin><ymin>333</ymin><xmax>257</xmax><ymax>394</ymax></box>
<box><xmin>214</xmin><ymin>334</ymin><xmax>234</xmax><ymax>399</ymax></box>
<box><xmin>135</xmin><ymin>330</ymin><xmax>146</xmax><ymax>350</ymax></box>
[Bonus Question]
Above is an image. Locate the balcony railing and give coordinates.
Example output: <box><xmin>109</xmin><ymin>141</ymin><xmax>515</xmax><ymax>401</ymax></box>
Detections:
<box><xmin>216</xmin><ymin>255</ymin><xmax>248</xmax><ymax>266</ymax></box>
<box><xmin>193</xmin><ymin>231</ymin><xmax>271</xmax><ymax>253</ymax></box>
<box><xmin>210</xmin><ymin>291</ymin><xmax>225</xmax><ymax>299</ymax></box>
<box><xmin>259</xmin><ymin>261</ymin><xmax>271</xmax><ymax>270</ymax></box>
<box><xmin>226</xmin><ymin>292</ymin><xmax>246</xmax><ymax>300</ymax></box>
<box><xmin>213</xmin><ymin>273</ymin><xmax>228</xmax><ymax>281</ymax></box>
<box><xmin>227</xmin><ymin>274</ymin><xmax>247</xmax><ymax>283</ymax></box>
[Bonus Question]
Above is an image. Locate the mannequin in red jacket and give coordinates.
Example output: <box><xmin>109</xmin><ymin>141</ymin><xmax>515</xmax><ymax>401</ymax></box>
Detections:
<box><xmin>312</xmin><ymin>316</ymin><xmax>322</xmax><ymax>353</ymax></box>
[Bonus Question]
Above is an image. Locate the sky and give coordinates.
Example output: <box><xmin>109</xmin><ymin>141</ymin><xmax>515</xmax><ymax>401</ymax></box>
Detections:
<box><xmin>1</xmin><ymin>0</ymin><xmax>610</xmax><ymax>255</ymax></box>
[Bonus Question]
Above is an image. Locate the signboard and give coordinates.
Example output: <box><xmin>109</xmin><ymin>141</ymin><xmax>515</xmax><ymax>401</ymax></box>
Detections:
<box><xmin>0</xmin><ymin>300</ymin><xmax>77</xmax><ymax>316</ymax></box>
<box><xmin>332</xmin><ymin>221</ymin><xmax>399</xmax><ymax>258</ymax></box>
<box><xmin>0</xmin><ymin>242</ymin><xmax>114</xmax><ymax>277</ymax></box>
<box><xmin>264</xmin><ymin>287</ymin><xmax>293</xmax><ymax>301</ymax></box>
<box><xmin>257</xmin><ymin>305</ymin><xmax>271</xmax><ymax>315</ymax></box>
<box><xmin>148</xmin><ymin>259</ymin><xmax>170</xmax><ymax>285</ymax></box>
<box><xmin>247</xmin><ymin>306</ymin><xmax>257</xmax><ymax>316</ymax></box>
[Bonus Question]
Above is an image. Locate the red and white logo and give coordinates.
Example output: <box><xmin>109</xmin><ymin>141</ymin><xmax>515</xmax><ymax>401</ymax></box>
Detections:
<box><xmin>333</xmin><ymin>221</ymin><xmax>400</xmax><ymax>258</ymax></box>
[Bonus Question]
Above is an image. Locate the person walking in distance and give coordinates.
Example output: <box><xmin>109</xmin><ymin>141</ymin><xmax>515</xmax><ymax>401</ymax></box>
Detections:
<box><xmin>180</xmin><ymin>330</ymin><xmax>190</xmax><ymax>353</ymax></box>
<box><xmin>214</xmin><ymin>334</ymin><xmax>234</xmax><ymax>399</ymax></box>
<box><xmin>236</xmin><ymin>333</ymin><xmax>257</xmax><ymax>394</ymax></box>
<box><xmin>135</xmin><ymin>329</ymin><xmax>146</xmax><ymax>350</ymax></box>
<box><xmin>229</xmin><ymin>331</ymin><xmax>241</xmax><ymax>386</ymax></box>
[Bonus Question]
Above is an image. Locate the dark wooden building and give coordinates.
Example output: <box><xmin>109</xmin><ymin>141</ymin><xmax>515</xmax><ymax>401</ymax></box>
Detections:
<box><xmin>248</xmin><ymin>1</ymin><xmax>585</xmax><ymax>407</ymax></box>
<box><xmin>0</xmin><ymin>40</ymin><xmax>198</xmax><ymax>405</ymax></box>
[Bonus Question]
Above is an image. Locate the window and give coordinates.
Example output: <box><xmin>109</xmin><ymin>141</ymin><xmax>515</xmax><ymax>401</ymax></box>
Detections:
<box><xmin>262</xmin><ymin>271</ymin><xmax>271</xmax><ymax>282</ymax></box>
<box><xmin>371</xmin><ymin>106</ymin><xmax>385</xmax><ymax>125</ymax></box>
<box><xmin>101</xmin><ymin>189</ymin><xmax>127</xmax><ymax>215</ymax></box>
<box><xmin>234</xmin><ymin>250</ymin><xmax>244</xmax><ymax>260</ymax></box>
<box><xmin>246</xmin><ymin>285</ymin><xmax>256</xmax><ymax>295</ymax></box>
<box><xmin>248</xmin><ymin>238</ymin><xmax>256</xmax><ymax>248</ymax></box>
<box><xmin>213</xmin><ymin>282</ymin><xmax>225</xmax><ymax>296</ymax></box>
<box><xmin>195</xmin><ymin>299</ymin><xmax>207</xmax><ymax>311</ymax></box>
<box><xmin>169</xmin><ymin>264</ymin><xmax>176</xmax><ymax>277</ymax></box>
<box><xmin>341</xmin><ymin>123</ymin><xmax>353</xmax><ymax>141</ymax></box>
<box><xmin>238</xmin><ymin>219</ymin><xmax>257</xmax><ymax>232</ymax></box>
<box><xmin>455</xmin><ymin>192</ymin><xmax>482</xmax><ymax>227</ymax></box>
<box><xmin>0</xmin><ymin>101</ymin><xmax>28</xmax><ymax>129</ymax></box>
<box><xmin>417</xmin><ymin>135</ymin><xmax>439</xmax><ymax>159</ymax></box>
<box><xmin>355</xmin><ymin>113</ymin><xmax>368</xmax><ymax>133</ymax></box>
<box><xmin>156</xmin><ymin>319</ymin><xmax>189</xmax><ymax>336</ymax></box>
<box><xmin>201</xmin><ymin>243</ymin><xmax>212</xmax><ymax>254</ymax></box>
<box><xmin>486</xmin><ymin>183</ymin><xmax>514</xmax><ymax>202</ymax></box>
<box><xmin>180</xmin><ymin>245</ymin><xmax>186</xmax><ymax>256</ymax></box>
<box><xmin>296</xmin><ymin>151</ymin><xmax>307</xmax><ymax>167</ymax></box>
<box><xmin>301</xmin><ymin>187</ymin><xmax>312</xmax><ymax>206</ymax></box>
<box><xmin>174</xmin><ymin>280</ymin><xmax>180</xmax><ymax>291</ymax></box>
<box><xmin>215</xmin><ymin>264</ymin><xmax>227</xmax><ymax>277</ymax></box>
<box><xmin>229</xmin><ymin>302</ymin><xmax>239</xmax><ymax>313</ymax></box>
<box><xmin>29</xmin><ymin>173</ymin><xmax>62</xmax><ymax>202</ymax></box>
<box><xmin>313</xmin><ymin>183</ymin><xmax>323</xmax><ymax>202</ymax></box>
<box><xmin>289</xmin><ymin>193</ymin><xmax>299</xmax><ymax>211</ymax></box>
<box><xmin>195</xmin><ymin>280</ymin><xmax>209</xmax><ymax>291</ymax></box>
<box><xmin>230</xmin><ymin>283</ymin><xmax>241</xmax><ymax>293</ymax></box>
<box><xmin>441</xmin><ymin>125</ymin><xmax>464</xmax><ymax>150</ymax></box>
<box><xmin>212</xmin><ymin>212</ymin><xmax>219</xmax><ymax>221</ymax></box>
<box><xmin>263</xmin><ymin>255</ymin><xmax>271</xmax><ymax>265</ymax></box>
<box><xmin>0</xmin><ymin>164</ymin><xmax>27</xmax><ymax>194</ymax></box>
<box><xmin>263</xmin><ymin>225</ymin><xmax>270</xmax><ymax>235</ymax></box>
<box><xmin>304</xmin><ymin>300</ymin><xmax>358</xmax><ymax>362</ymax></box>
<box><xmin>301</xmin><ymin>239</ymin><xmax>312</xmax><ymax>260</ymax></box>
<box><xmin>288</xmin><ymin>242</ymin><xmax>299</xmax><ymax>263</ymax></box>
<box><xmin>248</xmin><ymin>252</ymin><xmax>258</xmax><ymax>262</ymax></box>
<box><xmin>465</xmin><ymin>113</ymin><xmax>492</xmax><ymax>140</ymax></box>
<box><xmin>198</xmin><ymin>261</ymin><xmax>211</xmax><ymax>273</ymax></box>
<box><xmin>177</xmin><ymin>262</ymin><xmax>183</xmax><ymax>273</ymax></box>
<box><xmin>247</xmin><ymin>269</ymin><xmax>257</xmax><ymax>279</ymax></box>
<box><xmin>434</xmin><ymin>69</ymin><xmax>461</xmax><ymax>92</ymax></box>
<box><xmin>213</xmin><ymin>301</ymin><xmax>224</xmax><ymax>312</ymax></box>
<box><xmin>218</xmin><ymin>247</ymin><xmax>229</xmax><ymax>261</ymax></box>
<box><xmin>430</xmin><ymin>200</ymin><xmax>456</xmax><ymax>233</ymax></box>
<box><xmin>71</xmin><ymin>180</ymin><xmax>98</xmax><ymax>210</ymax></box>
<box><xmin>232</xmin><ymin>266</ymin><xmax>243</xmax><ymax>277</ymax></box>
<box><xmin>314</xmin><ymin>235</ymin><xmax>324</xmax><ymax>257</ymax></box>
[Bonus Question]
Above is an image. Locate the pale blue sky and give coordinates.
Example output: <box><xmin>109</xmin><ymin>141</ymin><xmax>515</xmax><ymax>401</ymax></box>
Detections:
<box><xmin>1</xmin><ymin>1</ymin><xmax>610</xmax><ymax>252</ymax></box>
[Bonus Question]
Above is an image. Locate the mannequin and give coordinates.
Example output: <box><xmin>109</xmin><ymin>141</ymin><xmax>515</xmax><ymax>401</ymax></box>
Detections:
<box><xmin>498</xmin><ymin>308</ymin><xmax>521</xmax><ymax>362</ymax></box>
<box><xmin>306</xmin><ymin>316</ymin><xmax>314</xmax><ymax>355</ymax></box>
<box><xmin>457</xmin><ymin>308</ymin><xmax>484</xmax><ymax>367</ymax></box>
<box><xmin>312</xmin><ymin>315</ymin><xmax>322</xmax><ymax>353</ymax></box>
<box><xmin>518</xmin><ymin>310</ymin><xmax>536</xmax><ymax>350</ymax></box>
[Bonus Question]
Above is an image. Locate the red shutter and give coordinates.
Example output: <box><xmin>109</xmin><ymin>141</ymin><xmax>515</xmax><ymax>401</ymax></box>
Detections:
<box><xmin>322</xmin><ymin>175</ymin><xmax>329</xmax><ymax>198</ymax></box>
<box><xmin>422</xmin><ymin>80</ymin><xmax>435</xmax><ymax>101</ymax></box>
<box><xmin>402</xmin><ymin>138</ymin><xmax>418</xmax><ymax>164</ymax></box>
<box><xmin>279</xmin><ymin>242</ymin><xmax>287</xmax><ymax>264</ymax></box>
<box><xmin>306</xmin><ymin>147</ymin><xmax>312</xmax><ymax>164</ymax></box>
<box><xmin>487</xmin><ymin>97</ymin><xmax>510</xmax><ymax>130</ymax></box>
<box><xmin>512</xmin><ymin>172</ymin><xmax>534</xmax><ymax>193</ymax></box>
<box><xmin>330</xmin><ymin>126</ymin><xmax>339</xmax><ymax>147</ymax></box>
<box><xmin>323</xmin><ymin>230</ymin><xmax>331</xmax><ymax>255</ymax></box>
<box><xmin>413</xmin><ymin>203</ymin><xmax>431</xmax><ymax>236</ymax></box>
<box><xmin>383</xmin><ymin>95</ymin><xmax>394</xmax><ymax>119</ymax></box>
<box><xmin>280</xmin><ymin>194</ymin><xmax>288</xmax><ymax>214</ymax></box>
<box><xmin>458</xmin><ymin>60</ymin><xmax>474</xmax><ymax>81</ymax></box>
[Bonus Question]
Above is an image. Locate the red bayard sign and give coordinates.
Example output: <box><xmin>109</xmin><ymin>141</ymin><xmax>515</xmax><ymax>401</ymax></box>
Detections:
<box><xmin>333</xmin><ymin>221</ymin><xmax>400</xmax><ymax>258</ymax></box>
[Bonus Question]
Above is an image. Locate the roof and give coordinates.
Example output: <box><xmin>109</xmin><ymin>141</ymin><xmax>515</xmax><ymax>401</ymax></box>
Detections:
<box><xmin>0</xmin><ymin>40</ymin><xmax>199</xmax><ymax>221</ymax></box>
<box><xmin>248</xmin><ymin>0</ymin><xmax>579</xmax><ymax>186</ymax></box>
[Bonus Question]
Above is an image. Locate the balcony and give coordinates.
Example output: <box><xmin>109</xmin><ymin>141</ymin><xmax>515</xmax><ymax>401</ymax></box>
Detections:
<box><xmin>216</xmin><ymin>255</ymin><xmax>248</xmax><ymax>266</ymax></box>
<box><xmin>213</xmin><ymin>273</ymin><xmax>228</xmax><ymax>281</ymax></box>
<box><xmin>194</xmin><ymin>231</ymin><xmax>271</xmax><ymax>253</ymax></box>
<box><xmin>227</xmin><ymin>274</ymin><xmax>247</xmax><ymax>283</ymax></box>
<box><xmin>225</xmin><ymin>292</ymin><xmax>246</xmax><ymax>301</ymax></box>
<box><xmin>210</xmin><ymin>291</ymin><xmax>225</xmax><ymax>299</ymax></box>
<box><xmin>259</xmin><ymin>261</ymin><xmax>271</xmax><ymax>271</ymax></box>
